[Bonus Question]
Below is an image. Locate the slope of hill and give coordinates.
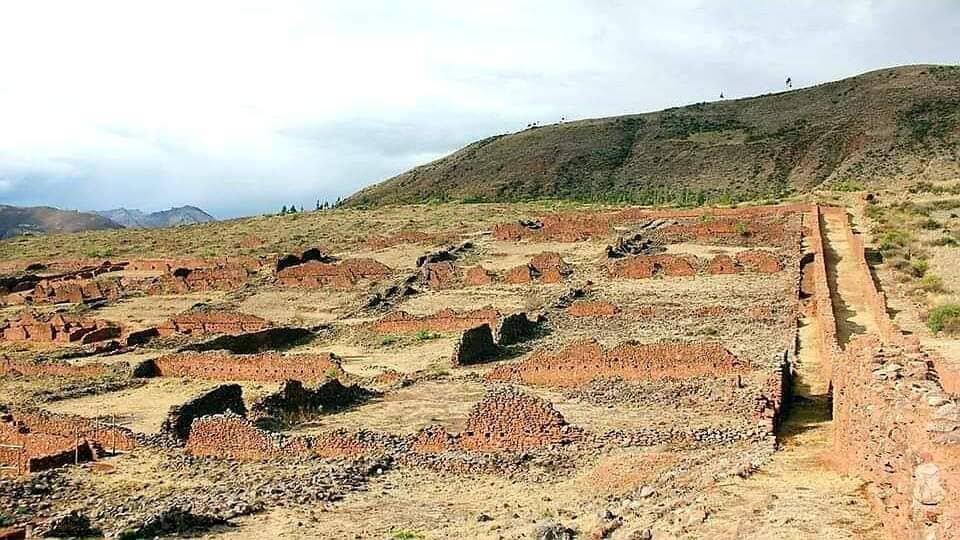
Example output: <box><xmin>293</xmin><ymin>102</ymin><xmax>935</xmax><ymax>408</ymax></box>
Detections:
<box><xmin>345</xmin><ymin>65</ymin><xmax>960</xmax><ymax>207</ymax></box>
<box><xmin>93</xmin><ymin>206</ymin><xmax>216</xmax><ymax>228</ymax></box>
<box><xmin>0</xmin><ymin>205</ymin><xmax>124</xmax><ymax>239</ymax></box>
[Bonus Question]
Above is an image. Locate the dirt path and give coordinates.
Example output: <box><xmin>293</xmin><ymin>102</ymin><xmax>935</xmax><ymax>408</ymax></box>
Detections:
<box><xmin>678</xmin><ymin>216</ymin><xmax>883</xmax><ymax>539</ymax></box>
<box><xmin>821</xmin><ymin>211</ymin><xmax>878</xmax><ymax>344</ymax></box>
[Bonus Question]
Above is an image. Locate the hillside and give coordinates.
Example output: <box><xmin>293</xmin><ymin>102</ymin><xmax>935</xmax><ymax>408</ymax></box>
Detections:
<box><xmin>0</xmin><ymin>205</ymin><xmax>123</xmax><ymax>240</ymax></box>
<box><xmin>93</xmin><ymin>206</ymin><xmax>215</xmax><ymax>228</ymax></box>
<box><xmin>345</xmin><ymin>65</ymin><xmax>960</xmax><ymax>207</ymax></box>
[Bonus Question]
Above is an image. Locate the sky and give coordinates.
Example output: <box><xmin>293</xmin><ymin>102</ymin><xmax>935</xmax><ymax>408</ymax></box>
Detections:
<box><xmin>0</xmin><ymin>1</ymin><xmax>957</xmax><ymax>218</ymax></box>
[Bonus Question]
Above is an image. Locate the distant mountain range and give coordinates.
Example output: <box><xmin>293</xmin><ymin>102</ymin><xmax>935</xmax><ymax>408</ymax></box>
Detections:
<box><xmin>92</xmin><ymin>206</ymin><xmax>215</xmax><ymax>228</ymax></box>
<box><xmin>0</xmin><ymin>205</ymin><xmax>123</xmax><ymax>240</ymax></box>
<box><xmin>0</xmin><ymin>205</ymin><xmax>215</xmax><ymax>240</ymax></box>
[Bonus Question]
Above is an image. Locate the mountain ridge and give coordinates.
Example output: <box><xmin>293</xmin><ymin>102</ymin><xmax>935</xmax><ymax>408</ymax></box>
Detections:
<box><xmin>344</xmin><ymin>64</ymin><xmax>960</xmax><ymax>207</ymax></box>
<box><xmin>92</xmin><ymin>206</ymin><xmax>216</xmax><ymax>228</ymax></box>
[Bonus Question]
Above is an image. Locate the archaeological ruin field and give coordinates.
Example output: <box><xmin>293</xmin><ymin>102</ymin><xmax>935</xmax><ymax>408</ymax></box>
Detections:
<box><xmin>0</xmin><ymin>197</ymin><xmax>957</xmax><ymax>539</ymax></box>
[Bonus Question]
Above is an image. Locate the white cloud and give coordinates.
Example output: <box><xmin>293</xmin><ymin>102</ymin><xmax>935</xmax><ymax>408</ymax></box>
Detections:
<box><xmin>0</xmin><ymin>0</ymin><xmax>956</xmax><ymax>217</ymax></box>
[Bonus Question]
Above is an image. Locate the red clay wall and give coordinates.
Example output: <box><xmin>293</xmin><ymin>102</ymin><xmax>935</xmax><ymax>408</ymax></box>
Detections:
<box><xmin>1</xmin><ymin>311</ymin><xmax>120</xmax><ymax>344</ymax></box>
<box><xmin>566</xmin><ymin>301</ymin><xmax>620</xmax><ymax>317</ymax></box>
<box><xmin>0</xmin><ymin>357</ymin><xmax>108</xmax><ymax>378</ymax></box>
<box><xmin>371</xmin><ymin>308</ymin><xmax>499</xmax><ymax>334</ymax></box>
<box><xmin>158</xmin><ymin>311</ymin><xmax>271</xmax><ymax>336</ymax></box>
<box><xmin>8</xmin><ymin>408</ymin><xmax>136</xmax><ymax>453</ymax></box>
<box><xmin>153</xmin><ymin>352</ymin><xmax>341</xmax><ymax>382</ymax></box>
<box><xmin>277</xmin><ymin>258</ymin><xmax>390</xmax><ymax>289</ymax></box>
<box><xmin>486</xmin><ymin>339</ymin><xmax>745</xmax><ymax>387</ymax></box>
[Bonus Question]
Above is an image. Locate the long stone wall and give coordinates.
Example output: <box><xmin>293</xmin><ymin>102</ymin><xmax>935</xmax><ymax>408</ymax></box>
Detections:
<box><xmin>1</xmin><ymin>311</ymin><xmax>120</xmax><ymax>344</ymax></box>
<box><xmin>607</xmin><ymin>250</ymin><xmax>782</xmax><ymax>279</ymax></box>
<box><xmin>151</xmin><ymin>352</ymin><xmax>341</xmax><ymax>383</ymax></box>
<box><xmin>0</xmin><ymin>357</ymin><xmax>108</xmax><ymax>378</ymax></box>
<box><xmin>486</xmin><ymin>340</ymin><xmax>745</xmax><ymax>387</ymax></box>
<box><xmin>371</xmin><ymin>308</ymin><xmax>499</xmax><ymax>334</ymax></box>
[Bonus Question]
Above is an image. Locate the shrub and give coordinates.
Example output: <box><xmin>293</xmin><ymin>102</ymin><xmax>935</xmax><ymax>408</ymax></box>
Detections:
<box><xmin>0</xmin><ymin>514</ymin><xmax>11</xmax><ymax>527</ymax></box>
<box><xmin>878</xmin><ymin>230</ymin><xmax>911</xmax><ymax>253</ymax></box>
<box><xmin>832</xmin><ymin>179</ymin><xmax>864</xmax><ymax>192</ymax></box>
<box><xmin>379</xmin><ymin>335</ymin><xmax>399</xmax><ymax>346</ymax></box>
<box><xmin>919</xmin><ymin>218</ymin><xmax>942</xmax><ymax>230</ymax></box>
<box><xmin>415</xmin><ymin>330</ymin><xmax>438</xmax><ymax>341</ymax></box>
<box><xmin>734</xmin><ymin>221</ymin><xmax>749</xmax><ymax>236</ymax></box>
<box><xmin>324</xmin><ymin>367</ymin><xmax>339</xmax><ymax>380</ymax></box>
<box><xmin>919</xmin><ymin>273</ymin><xmax>946</xmax><ymax>293</ymax></box>
<box><xmin>910</xmin><ymin>259</ymin><xmax>929</xmax><ymax>277</ymax></box>
<box><xmin>391</xmin><ymin>531</ymin><xmax>422</xmax><ymax>540</ymax></box>
<box><xmin>927</xmin><ymin>304</ymin><xmax>960</xmax><ymax>334</ymax></box>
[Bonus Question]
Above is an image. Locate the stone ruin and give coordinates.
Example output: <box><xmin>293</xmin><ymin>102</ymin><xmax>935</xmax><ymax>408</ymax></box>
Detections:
<box><xmin>365</xmin><ymin>230</ymin><xmax>455</xmax><ymax>249</ymax></box>
<box><xmin>463</xmin><ymin>265</ymin><xmax>495</xmax><ymax>286</ymax></box>
<box><xmin>493</xmin><ymin>213</ymin><xmax>612</xmax><ymax>242</ymax></box>
<box><xmin>607</xmin><ymin>250</ymin><xmax>782</xmax><ymax>279</ymax></box>
<box><xmin>450</xmin><ymin>324</ymin><xmax>498</xmax><ymax>366</ymax></box>
<box><xmin>277</xmin><ymin>258</ymin><xmax>390</xmax><ymax>290</ymax></box>
<box><xmin>411</xmin><ymin>387</ymin><xmax>582</xmax><ymax>454</ymax></box>
<box><xmin>371</xmin><ymin>307</ymin><xmax>499</xmax><ymax>334</ymax></box>
<box><xmin>486</xmin><ymin>339</ymin><xmax>744</xmax><ymax>387</ymax></box>
<box><xmin>495</xmin><ymin>312</ymin><xmax>543</xmax><ymax>346</ymax></box>
<box><xmin>161</xmin><ymin>384</ymin><xmax>247</xmax><ymax>440</ymax></box>
<box><xmin>0</xmin><ymin>311</ymin><xmax>120</xmax><ymax>345</ymax></box>
<box><xmin>419</xmin><ymin>261</ymin><xmax>457</xmax><ymax>289</ymax></box>
<box><xmin>141</xmin><ymin>351</ymin><xmax>342</xmax><ymax>383</ymax></box>
<box><xmin>157</xmin><ymin>311</ymin><xmax>271</xmax><ymax>337</ymax></box>
<box><xmin>0</xmin><ymin>357</ymin><xmax>109</xmax><ymax>379</ymax></box>
<box><xmin>649</xmin><ymin>216</ymin><xmax>793</xmax><ymax>248</ymax></box>
<box><xmin>249</xmin><ymin>379</ymin><xmax>378</xmax><ymax>422</ymax></box>
<box><xmin>0</xmin><ymin>408</ymin><xmax>136</xmax><ymax>475</ymax></box>
<box><xmin>504</xmin><ymin>252</ymin><xmax>574</xmax><ymax>284</ymax></box>
<box><xmin>275</xmin><ymin>248</ymin><xmax>338</xmax><ymax>272</ymax></box>
<box><xmin>181</xmin><ymin>326</ymin><xmax>314</xmax><ymax>354</ymax></box>
<box><xmin>605</xmin><ymin>233</ymin><xmax>666</xmax><ymax>258</ymax></box>
<box><xmin>145</xmin><ymin>262</ymin><xmax>249</xmax><ymax>294</ymax></box>
<box><xmin>566</xmin><ymin>300</ymin><xmax>620</xmax><ymax>317</ymax></box>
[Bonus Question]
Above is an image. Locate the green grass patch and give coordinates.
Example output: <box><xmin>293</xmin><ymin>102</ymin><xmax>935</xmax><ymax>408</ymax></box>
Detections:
<box><xmin>928</xmin><ymin>304</ymin><xmax>960</xmax><ymax>334</ymax></box>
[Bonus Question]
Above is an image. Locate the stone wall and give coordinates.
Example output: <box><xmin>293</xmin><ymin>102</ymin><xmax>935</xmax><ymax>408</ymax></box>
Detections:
<box><xmin>495</xmin><ymin>312</ymin><xmax>542</xmax><ymax>346</ymax></box>
<box><xmin>486</xmin><ymin>339</ymin><xmax>745</xmax><ymax>387</ymax></box>
<box><xmin>277</xmin><ymin>258</ymin><xmax>390</xmax><ymax>289</ymax></box>
<box><xmin>145</xmin><ymin>263</ymin><xmax>249</xmax><ymax>294</ymax></box>
<box><xmin>151</xmin><ymin>352</ymin><xmax>341</xmax><ymax>382</ymax></box>
<box><xmin>450</xmin><ymin>324</ymin><xmax>498</xmax><ymax>366</ymax></box>
<box><xmin>0</xmin><ymin>311</ymin><xmax>120</xmax><ymax>344</ymax></box>
<box><xmin>0</xmin><ymin>357</ymin><xmax>108</xmax><ymax>378</ymax></box>
<box><xmin>608</xmin><ymin>251</ymin><xmax>783</xmax><ymax>279</ymax></box>
<box><xmin>157</xmin><ymin>311</ymin><xmax>271</xmax><ymax>337</ymax></box>
<box><xmin>833</xmin><ymin>336</ymin><xmax>960</xmax><ymax>539</ymax></box>
<box><xmin>161</xmin><ymin>384</ymin><xmax>247</xmax><ymax>440</ymax></box>
<box><xmin>372</xmin><ymin>308</ymin><xmax>499</xmax><ymax>334</ymax></box>
<box><xmin>249</xmin><ymin>379</ymin><xmax>376</xmax><ymax>420</ymax></box>
<box><xmin>6</xmin><ymin>408</ymin><xmax>136</xmax><ymax>454</ymax></box>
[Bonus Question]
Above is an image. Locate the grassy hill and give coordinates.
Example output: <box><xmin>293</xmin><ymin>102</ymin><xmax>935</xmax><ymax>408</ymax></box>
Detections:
<box><xmin>345</xmin><ymin>65</ymin><xmax>960</xmax><ymax>207</ymax></box>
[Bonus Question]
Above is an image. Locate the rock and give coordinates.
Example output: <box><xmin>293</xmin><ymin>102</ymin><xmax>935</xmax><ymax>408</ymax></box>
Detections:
<box><xmin>38</xmin><ymin>510</ymin><xmax>98</xmax><ymax>538</ymax></box>
<box><xmin>478</xmin><ymin>513</ymin><xmax>494</xmax><ymax>522</ymax></box>
<box><xmin>531</xmin><ymin>519</ymin><xmax>575</xmax><ymax>540</ymax></box>
<box><xmin>914</xmin><ymin>463</ymin><xmax>945</xmax><ymax>506</ymax></box>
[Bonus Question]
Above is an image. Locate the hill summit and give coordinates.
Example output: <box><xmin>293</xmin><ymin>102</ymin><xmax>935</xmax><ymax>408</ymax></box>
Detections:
<box><xmin>93</xmin><ymin>206</ymin><xmax>215</xmax><ymax>228</ymax></box>
<box><xmin>345</xmin><ymin>65</ymin><xmax>960</xmax><ymax>207</ymax></box>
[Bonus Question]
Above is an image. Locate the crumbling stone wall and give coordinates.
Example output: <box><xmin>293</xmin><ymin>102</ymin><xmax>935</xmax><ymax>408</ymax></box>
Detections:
<box><xmin>736</xmin><ymin>250</ymin><xmax>783</xmax><ymax>273</ymax></box>
<box><xmin>161</xmin><ymin>384</ymin><xmax>246</xmax><ymax>440</ymax></box>
<box><xmin>833</xmin><ymin>336</ymin><xmax>960</xmax><ymax>539</ymax></box>
<box><xmin>608</xmin><ymin>251</ymin><xmax>782</xmax><ymax>279</ymax></box>
<box><xmin>607</xmin><ymin>254</ymin><xmax>698</xmax><ymax>279</ymax></box>
<box><xmin>7</xmin><ymin>408</ymin><xmax>136</xmax><ymax>453</ymax></box>
<box><xmin>371</xmin><ymin>308</ymin><xmax>499</xmax><ymax>334</ymax></box>
<box><xmin>0</xmin><ymin>357</ymin><xmax>108</xmax><ymax>378</ymax></box>
<box><xmin>503</xmin><ymin>253</ymin><xmax>573</xmax><ymax>284</ymax></box>
<box><xmin>0</xmin><ymin>311</ymin><xmax>120</xmax><ymax>344</ymax></box>
<box><xmin>365</xmin><ymin>230</ymin><xmax>455</xmax><ymax>249</ymax></box>
<box><xmin>145</xmin><ymin>263</ymin><xmax>249</xmax><ymax>294</ymax></box>
<box><xmin>23</xmin><ymin>277</ymin><xmax>124</xmax><ymax>305</ymax></box>
<box><xmin>450</xmin><ymin>324</ymin><xmax>498</xmax><ymax>366</ymax></box>
<box><xmin>650</xmin><ymin>217</ymin><xmax>792</xmax><ymax>248</ymax></box>
<box><xmin>150</xmin><ymin>352</ymin><xmax>341</xmax><ymax>382</ymax></box>
<box><xmin>486</xmin><ymin>339</ymin><xmax>744</xmax><ymax>387</ymax></box>
<box><xmin>463</xmin><ymin>266</ymin><xmax>495</xmax><ymax>286</ymax></box>
<box><xmin>126</xmin><ymin>257</ymin><xmax>263</xmax><ymax>273</ymax></box>
<box><xmin>185</xmin><ymin>413</ymin><xmax>393</xmax><ymax>460</ymax></box>
<box><xmin>495</xmin><ymin>312</ymin><xmax>542</xmax><ymax>346</ymax></box>
<box><xmin>493</xmin><ymin>213</ymin><xmax>612</xmax><ymax>242</ymax></box>
<box><xmin>567</xmin><ymin>301</ymin><xmax>620</xmax><ymax>317</ymax></box>
<box><xmin>277</xmin><ymin>258</ymin><xmax>390</xmax><ymax>290</ymax></box>
<box><xmin>157</xmin><ymin>311</ymin><xmax>271</xmax><ymax>337</ymax></box>
<box><xmin>419</xmin><ymin>261</ymin><xmax>457</xmax><ymax>289</ymax></box>
<box><xmin>410</xmin><ymin>388</ymin><xmax>581</xmax><ymax>454</ymax></box>
<box><xmin>249</xmin><ymin>379</ymin><xmax>376</xmax><ymax>420</ymax></box>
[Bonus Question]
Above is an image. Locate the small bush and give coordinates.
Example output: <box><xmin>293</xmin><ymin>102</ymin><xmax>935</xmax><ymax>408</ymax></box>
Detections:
<box><xmin>391</xmin><ymin>531</ymin><xmax>422</xmax><ymax>540</ymax></box>
<box><xmin>734</xmin><ymin>221</ymin><xmax>749</xmax><ymax>236</ymax></box>
<box><xmin>379</xmin><ymin>335</ymin><xmax>399</xmax><ymax>346</ymax></box>
<box><xmin>0</xmin><ymin>514</ymin><xmax>12</xmax><ymax>527</ymax></box>
<box><xmin>324</xmin><ymin>367</ymin><xmax>339</xmax><ymax>379</ymax></box>
<box><xmin>927</xmin><ymin>304</ymin><xmax>960</xmax><ymax>334</ymax></box>
<box><xmin>415</xmin><ymin>330</ymin><xmax>438</xmax><ymax>341</ymax></box>
<box><xmin>832</xmin><ymin>179</ymin><xmax>864</xmax><ymax>192</ymax></box>
<box><xmin>878</xmin><ymin>230</ymin><xmax>911</xmax><ymax>252</ymax></box>
<box><xmin>919</xmin><ymin>273</ymin><xmax>946</xmax><ymax>293</ymax></box>
<box><xmin>910</xmin><ymin>259</ymin><xmax>929</xmax><ymax>277</ymax></box>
